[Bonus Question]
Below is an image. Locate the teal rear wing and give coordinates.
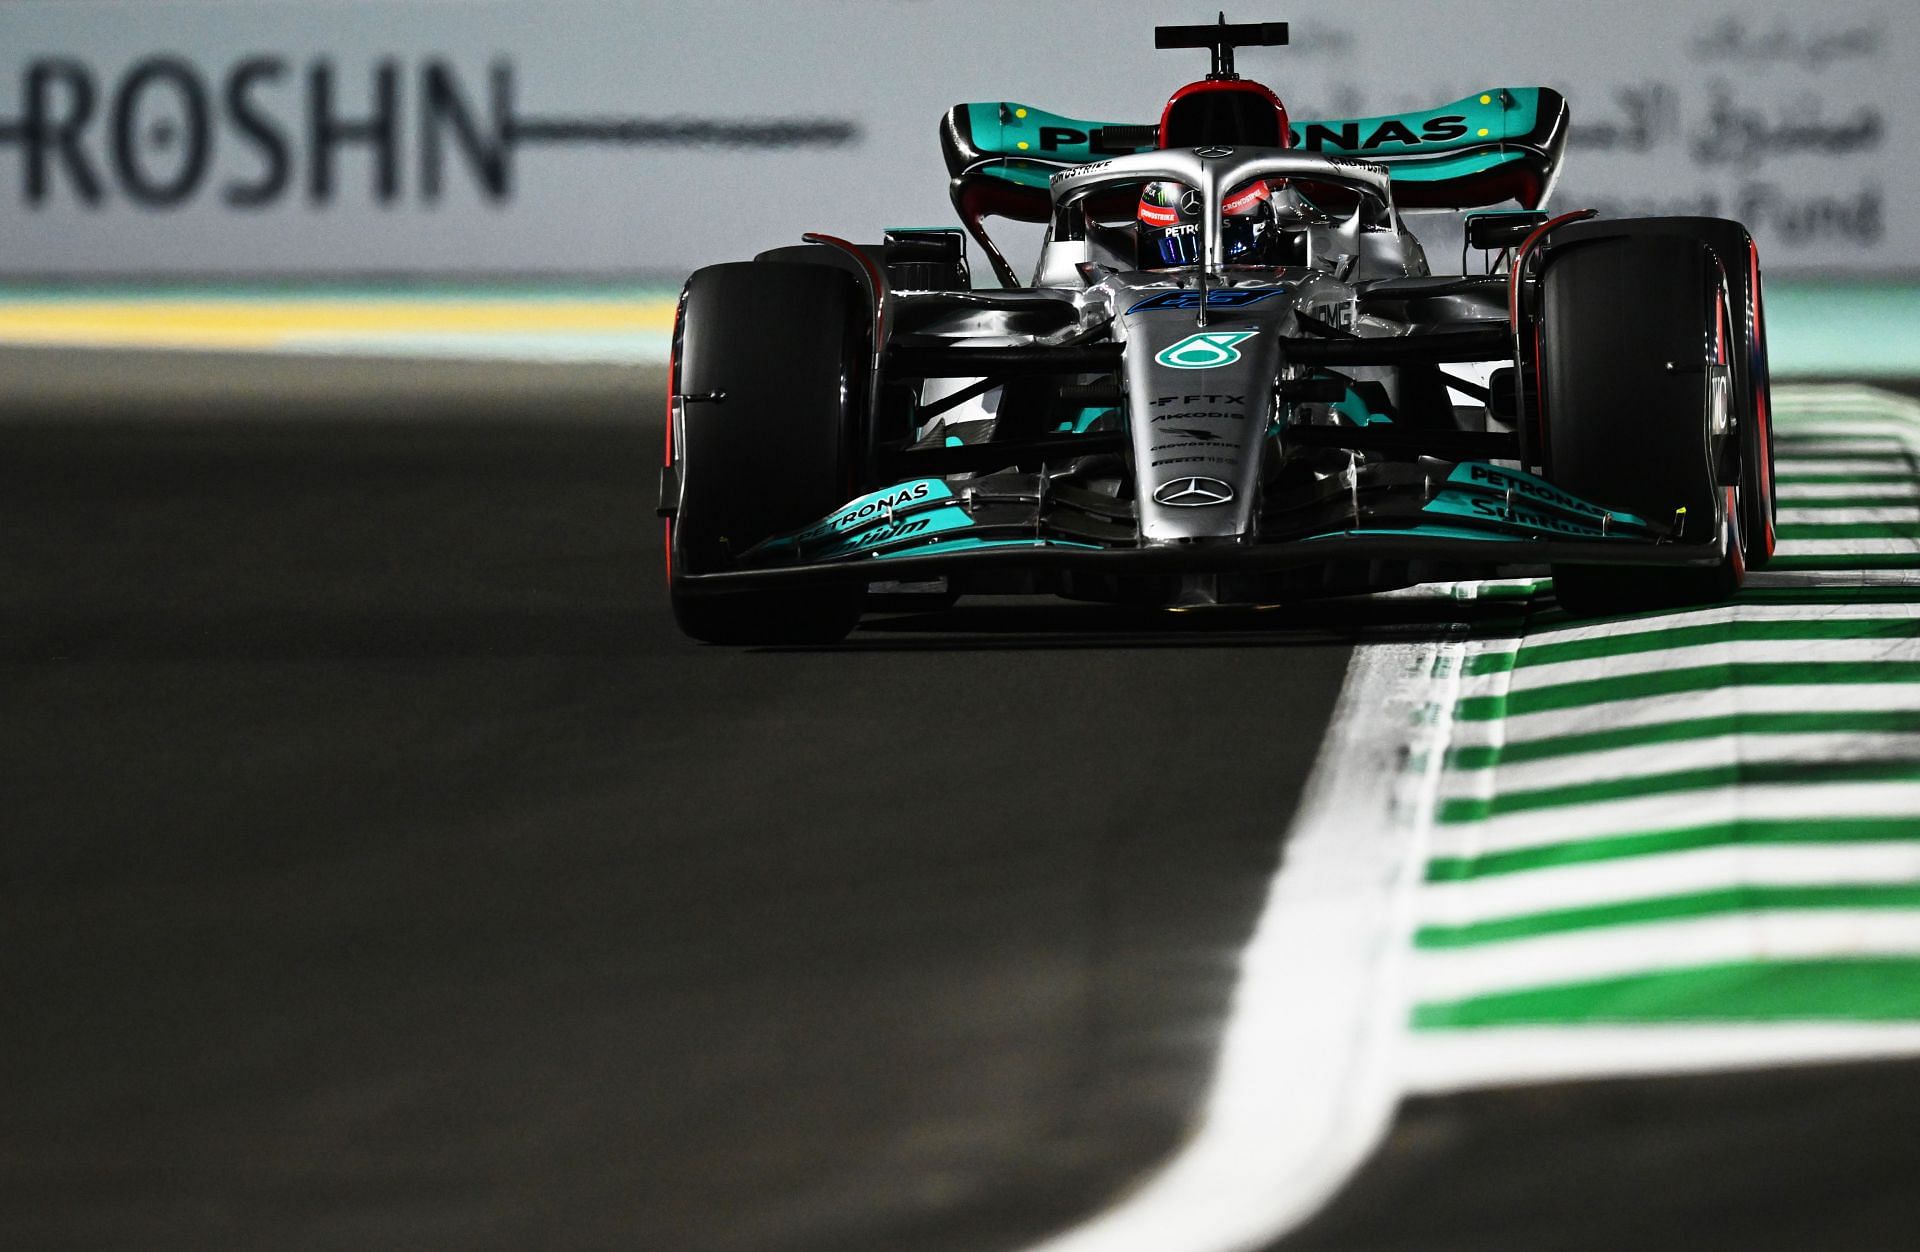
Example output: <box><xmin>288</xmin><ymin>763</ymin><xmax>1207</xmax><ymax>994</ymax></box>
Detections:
<box><xmin>939</xmin><ymin>88</ymin><xmax>1568</xmax><ymax>283</ymax></box>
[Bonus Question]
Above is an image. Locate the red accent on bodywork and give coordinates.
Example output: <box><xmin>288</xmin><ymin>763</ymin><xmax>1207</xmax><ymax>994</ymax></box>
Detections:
<box><xmin>1223</xmin><ymin>181</ymin><xmax>1272</xmax><ymax>214</ymax></box>
<box><xmin>1507</xmin><ymin>210</ymin><xmax>1596</xmax><ymax>328</ymax></box>
<box><xmin>663</xmin><ymin>302</ymin><xmax>680</xmax><ymax>583</ymax></box>
<box><xmin>1392</xmin><ymin>164</ymin><xmax>1550</xmax><ymax>212</ymax></box>
<box><xmin>1510</xmin><ymin>209</ymin><xmax>1598</xmax><ymax>469</ymax></box>
<box><xmin>1158</xmin><ymin>79</ymin><xmax>1291</xmax><ymax>149</ymax></box>
<box><xmin>956</xmin><ymin>172</ymin><xmax>1052</xmax><ymax>224</ymax></box>
<box><xmin>1137</xmin><ymin>180</ymin><xmax>1268</xmax><ymax>230</ymax></box>
<box><xmin>1748</xmin><ymin>237</ymin><xmax>1776</xmax><ymax>560</ymax></box>
<box><xmin>802</xmin><ymin>232</ymin><xmax>886</xmax><ymax>348</ymax></box>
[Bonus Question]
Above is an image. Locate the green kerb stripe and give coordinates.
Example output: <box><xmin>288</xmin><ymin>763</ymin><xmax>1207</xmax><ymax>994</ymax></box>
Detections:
<box><xmin>1456</xmin><ymin>661</ymin><xmax>1920</xmax><ymax>721</ymax></box>
<box><xmin>1778</xmin><ymin>522</ymin><xmax>1920</xmax><ymax>539</ymax></box>
<box><xmin>1412</xmin><ymin>958</ymin><xmax>1920</xmax><ymax>1028</ymax></box>
<box><xmin>1448</xmin><ymin>709</ymin><xmax>1920</xmax><ymax>770</ymax></box>
<box><xmin>1438</xmin><ymin>757</ymin><xmax>1920</xmax><ymax>822</ymax></box>
<box><xmin>1417</xmin><ymin>884</ymin><xmax>1920</xmax><ymax>948</ymax></box>
<box><xmin>1426</xmin><ymin>817</ymin><xmax>1920</xmax><ymax>882</ymax></box>
<box><xmin>1462</xmin><ymin>617</ymin><xmax>1920</xmax><ymax>677</ymax></box>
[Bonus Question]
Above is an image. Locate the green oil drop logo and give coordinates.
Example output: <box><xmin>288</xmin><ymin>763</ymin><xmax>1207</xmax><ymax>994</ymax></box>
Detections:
<box><xmin>1155</xmin><ymin>331</ymin><xmax>1258</xmax><ymax>370</ymax></box>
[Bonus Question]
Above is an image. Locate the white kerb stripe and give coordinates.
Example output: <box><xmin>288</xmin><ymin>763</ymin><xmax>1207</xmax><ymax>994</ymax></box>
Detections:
<box><xmin>1437</xmin><ymin>731</ymin><xmax>1920</xmax><ymax>802</ymax></box>
<box><xmin>1777</xmin><ymin>482</ymin><xmax>1920</xmax><ymax>501</ymax></box>
<box><xmin>1773</xmin><ymin>437</ymin><xmax>1911</xmax><ymax>453</ymax></box>
<box><xmin>1425</xmin><ymin>781</ymin><xmax>1920</xmax><ymax>859</ymax></box>
<box><xmin>1779</xmin><ymin>539</ymin><xmax>1920</xmax><ymax>555</ymax></box>
<box><xmin>1402</xmin><ymin>1024</ymin><xmax>1920</xmax><ymax>1093</ymax></box>
<box><xmin>1477</xmin><ymin>683</ymin><xmax>1920</xmax><ymax>747</ymax></box>
<box><xmin>1777</xmin><ymin>459</ymin><xmax>1916</xmax><ymax>477</ymax></box>
<box><xmin>1498</xmin><ymin>636</ymin><xmax>1920</xmax><ymax>693</ymax></box>
<box><xmin>1411</xmin><ymin>910</ymin><xmax>1920</xmax><ymax>1004</ymax></box>
<box><xmin>1522</xmin><ymin>601</ymin><xmax>1920</xmax><ymax>646</ymax></box>
<box><xmin>1778</xmin><ymin>507</ymin><xmax>1920</xmax><ymax>524</ymax></box>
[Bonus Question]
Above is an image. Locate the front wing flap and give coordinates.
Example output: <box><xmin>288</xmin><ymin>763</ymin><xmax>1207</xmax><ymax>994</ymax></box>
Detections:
<box><xmin>676</xmin><ymin>460</ymin><xmax>1718</xmax><ymax>593</ymax></box>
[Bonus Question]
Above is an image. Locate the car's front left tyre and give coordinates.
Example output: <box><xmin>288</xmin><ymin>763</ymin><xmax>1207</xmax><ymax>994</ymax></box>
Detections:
<box><xmin>1538</xmin><ymin>230</ymin><xmax>1745</xmax><ymax>617</ymax></box>
<box><xmin>1549</xmin><ymin>216</ymin><xmax>1776</xmax><ymax>569</ymax></box>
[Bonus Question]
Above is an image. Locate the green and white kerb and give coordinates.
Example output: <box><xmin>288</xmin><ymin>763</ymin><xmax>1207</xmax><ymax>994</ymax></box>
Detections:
<box><xmin>1403</xmin><ymin>384</ymin><xmax>1920</xmax><ymax>1090</ymax></box>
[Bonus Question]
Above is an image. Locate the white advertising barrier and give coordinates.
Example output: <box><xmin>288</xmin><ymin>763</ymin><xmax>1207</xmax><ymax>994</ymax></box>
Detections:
<box><xmin>0</xmin><ymin>0</ymin><xmax>1912</xmax><ymax>278</ymax></box>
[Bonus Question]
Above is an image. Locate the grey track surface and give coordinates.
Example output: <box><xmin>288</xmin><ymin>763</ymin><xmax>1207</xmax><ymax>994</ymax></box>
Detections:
<box><xmin>1</xmin><ymin>349</ymin><xmax>1364</xmax><ymax>1251</ymax></box>
<box><xmin>13</xmin><ymin>348</ymin><xmax>1908</xmax><ymax>1252</ymax></box>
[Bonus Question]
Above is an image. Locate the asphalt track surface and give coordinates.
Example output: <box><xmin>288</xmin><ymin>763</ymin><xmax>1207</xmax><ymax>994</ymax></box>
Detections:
<box><xmin>1</xmin><ymin>350</ymin><xmax>1363</xmax><ymax>1252</ymax></box>
<box><xmin>6</xmin><ymin>350</ymin><xmax>1917</xmax><ymax>1251</ymax></box>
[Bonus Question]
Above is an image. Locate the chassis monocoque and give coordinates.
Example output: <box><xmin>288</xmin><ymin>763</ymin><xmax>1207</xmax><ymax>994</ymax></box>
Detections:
<box><xmin>660</xmin><ymin>18</ymin><xmax>1775</xmax><ymax>644</ymax></box>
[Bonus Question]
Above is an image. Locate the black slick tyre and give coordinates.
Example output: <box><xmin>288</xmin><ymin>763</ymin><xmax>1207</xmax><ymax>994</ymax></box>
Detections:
<box><xmin>665</xmin><ymin>261</ymin><xmax>867</xmax><ymax>645</ymax></box>
<box><xmin>1540</xmin><ymin>232</ymin><xmax>1744</xmax><ymax>617</ymax></box>
<box><xmin>1551</xmin><ymin>216</ymin><xmax>1776</xmax><ymax>568</ymax></box>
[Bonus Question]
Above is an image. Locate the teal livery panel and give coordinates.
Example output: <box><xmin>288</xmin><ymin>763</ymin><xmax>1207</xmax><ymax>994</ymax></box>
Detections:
<box><xmin>941</xmin><ymin>88</ymin><xmax>1568</xmax><ymax>212</ymax></box>
<box><xmin>742</xmin><ymin>459</ymin><xmax>1657</xmax><ymax>569</ymax></box>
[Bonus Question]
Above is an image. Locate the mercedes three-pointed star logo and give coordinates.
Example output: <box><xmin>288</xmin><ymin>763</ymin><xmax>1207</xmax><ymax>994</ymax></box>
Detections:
<box><xmin>1178</xmin><ymin>188</ymin><xmax>1204</xmax><ymax>216</ymax></box>
<box><xmin>1193</xmin><ymin>145</ymin><xmax>1235</xmax><ymax>159</ymax></box>
<box><xmin>1152</xmin><ymin>476</ymin><xmax>1236</xmax><ymax>507</ymax></box>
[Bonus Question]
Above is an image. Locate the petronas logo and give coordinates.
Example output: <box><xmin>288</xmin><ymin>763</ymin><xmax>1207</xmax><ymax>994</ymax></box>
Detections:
<box><xmin>1155</xmin><ymin>331</ymin><xmax>1258</xmax><ymax>370</ymax></box>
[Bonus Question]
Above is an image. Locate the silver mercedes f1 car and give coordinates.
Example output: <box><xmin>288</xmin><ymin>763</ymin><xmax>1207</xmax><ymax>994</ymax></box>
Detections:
<box><xmin>660</xmin><ymin>16</ymin><xmax>1775</xmax><ymax>643</ymax></box>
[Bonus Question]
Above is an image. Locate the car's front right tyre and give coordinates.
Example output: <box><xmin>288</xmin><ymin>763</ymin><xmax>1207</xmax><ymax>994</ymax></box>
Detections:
<box><xmin>664</xmin><ymin>261</ymin><xmax>868</xmax><ymax>645</ymax></box>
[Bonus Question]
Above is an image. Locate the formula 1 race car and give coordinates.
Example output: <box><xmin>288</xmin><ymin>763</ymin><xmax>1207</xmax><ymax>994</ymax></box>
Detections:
<box><xmin>660</xmin><ymin>15</ymin><xmax>1775</xmax><ymax>643</ymax></box>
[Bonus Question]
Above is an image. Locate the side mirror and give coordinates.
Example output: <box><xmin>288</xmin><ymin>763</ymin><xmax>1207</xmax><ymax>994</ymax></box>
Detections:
<box><xmin>1465</xmin><ymin>211</ymin><xmax>1549</xmax><ymax>251</ymax></box>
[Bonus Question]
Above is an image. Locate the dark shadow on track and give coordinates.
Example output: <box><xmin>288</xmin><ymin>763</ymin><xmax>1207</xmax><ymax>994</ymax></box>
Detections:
<box><xmin>1278</xmin><ymin>1056</ymin><xmax>1920</xmax><ymax>1252</ymax></box>
<box><xmin>0</xmin><ymin>358</ymin><xmax>1444</xmax><ymax>1252</ymax></box>
<box><xmin>821</xmin><ymin>594</ymin><xmax>1526</xmax><ymax>654</ymax></box>
<box><xmin>7</xmin><ymin>608</ymin><xmax>655</xmax><ymax>663</ymax></box>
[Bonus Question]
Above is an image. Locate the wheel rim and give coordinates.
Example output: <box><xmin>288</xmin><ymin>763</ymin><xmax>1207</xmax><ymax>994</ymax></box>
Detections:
<box><xmin>1695</xmin><ymin>280</ymin><xmax>1736</xmax><ymax>545</ymax></box>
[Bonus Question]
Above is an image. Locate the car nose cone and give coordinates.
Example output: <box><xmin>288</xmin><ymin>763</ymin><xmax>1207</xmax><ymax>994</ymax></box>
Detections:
<box><xmin>1152</xmin><ymin>476</ymin><xmax>1236</xmax><ymax>507</ymax></box>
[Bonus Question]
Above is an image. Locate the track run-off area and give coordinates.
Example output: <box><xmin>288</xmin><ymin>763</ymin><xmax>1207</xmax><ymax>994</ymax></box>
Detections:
<box><xmin>1049</xmin><ymin>383</ymin><xmax>1920</xmax><ymax>1252</ymax></box>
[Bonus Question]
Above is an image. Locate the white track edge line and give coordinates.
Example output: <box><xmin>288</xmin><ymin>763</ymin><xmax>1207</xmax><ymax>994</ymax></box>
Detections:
<box><xmin>1402</xmin><ymin>1023</ymin><xmax>1920</xmax><ymax>1093</ymax></box>
<box><xmin>1022</xmin><ymin>631</ymin><xmax>1469</xmax><ymax>1252</ymax></box>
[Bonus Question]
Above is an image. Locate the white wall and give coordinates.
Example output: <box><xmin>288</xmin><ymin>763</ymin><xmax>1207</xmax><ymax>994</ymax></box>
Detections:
<box><xmin>0</xmin><ymin>0</ymin><xmax>1910</xmax><ymax>277</ymax></box>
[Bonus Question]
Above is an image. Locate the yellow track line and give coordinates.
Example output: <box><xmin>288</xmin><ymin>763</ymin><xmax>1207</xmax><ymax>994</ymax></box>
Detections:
<box><xmin>0</xmin><ymin>299</ymin><xmax>678</xmax><ymax>349</ymax></box>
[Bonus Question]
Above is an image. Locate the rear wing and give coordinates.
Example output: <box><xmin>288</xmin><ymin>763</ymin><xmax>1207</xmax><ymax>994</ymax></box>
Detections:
<box><xmin>939</xmin><ymin>87</ymin><xmax>1569</xmax><ymax>246</ymax></box>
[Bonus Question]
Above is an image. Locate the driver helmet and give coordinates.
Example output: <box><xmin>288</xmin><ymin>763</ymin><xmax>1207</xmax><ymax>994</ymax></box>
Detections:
<box><xmin>1137</xmin><ymin>180</ymin><xmax>1278</xmax><ymax>267</ymax></box>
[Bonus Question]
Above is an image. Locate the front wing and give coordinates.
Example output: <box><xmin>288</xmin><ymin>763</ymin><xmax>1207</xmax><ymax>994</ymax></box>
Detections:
<box><xmin>671</xmin><ymin>459</ymin><xmax>1728</xmax><ymax>595</ymax></box>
